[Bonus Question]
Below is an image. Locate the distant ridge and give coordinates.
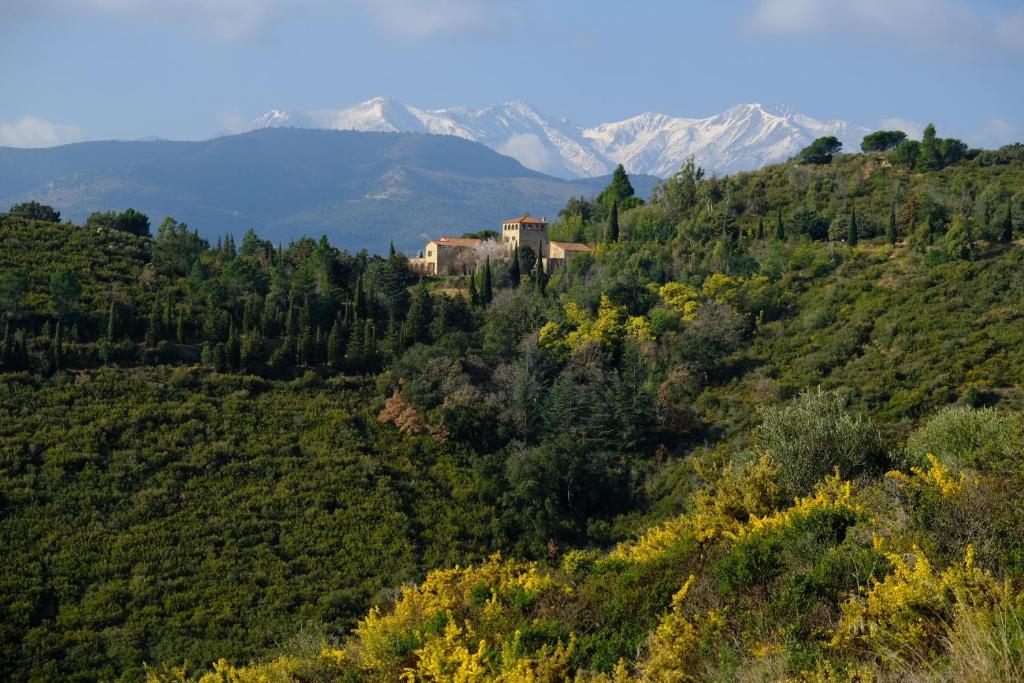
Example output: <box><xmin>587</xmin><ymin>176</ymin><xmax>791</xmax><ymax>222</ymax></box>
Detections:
<box><xmin>0</xmin><ymin>128</ymin><xmax>658</xmax><ymax>253</ymax></box>
<box><xmin>257</xmin><ymin>97</ymin><xmax>871</xmax><ymax>178</ymax></box>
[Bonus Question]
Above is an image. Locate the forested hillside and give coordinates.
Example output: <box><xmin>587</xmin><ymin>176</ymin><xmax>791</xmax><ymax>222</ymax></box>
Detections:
<box><xmin>2</xmin><ymin>134</ymin><xmax>1024</xmax><ymax>681</ymax></box>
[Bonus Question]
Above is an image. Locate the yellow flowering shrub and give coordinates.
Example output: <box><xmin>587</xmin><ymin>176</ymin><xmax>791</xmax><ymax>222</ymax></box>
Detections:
<box><xmin>658</xmin><ymin>282</ymin><xmax>700</xmax><ymax>320</ymax></box>
<box><xmin>831</xmin><ymin>545</ymin><xmax>1018</xmax><ymax>658</ymax></box>
<box><xmin>885</xmin><ymin>453</ymin><xmax>966</xmax><ymax>497</ymax></box>
<box><xmin>702</xmin><ymin>273</ymin><xmax>741</xmax><ymax>304</ymax></box>
<box><xmin>738</xmin><ymin>474</ymin><xmax>859</xmax><ymax>541</ymax></box>
<box><xmin>352</xmin><ymin>555</ymin><xmax>558</xmax><ymax>676</ymax></box>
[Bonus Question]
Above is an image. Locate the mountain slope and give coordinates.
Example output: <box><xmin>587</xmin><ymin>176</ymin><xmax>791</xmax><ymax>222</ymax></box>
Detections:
<box><xmin>0</xmin><ymin>128</ymin><xmax>657</xmax><ymax>253</ymax></box>
<box><xmin>258</xmin><ymin>98</ymin><xmax>870</xmax><ymax>178</ymax></box>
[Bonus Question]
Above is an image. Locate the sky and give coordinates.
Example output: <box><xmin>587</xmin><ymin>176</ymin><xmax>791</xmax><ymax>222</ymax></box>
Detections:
<box><xmin>1</xmin><ymin>0</ymin><xmax>1022</xmax><ymax>148</ymax></box>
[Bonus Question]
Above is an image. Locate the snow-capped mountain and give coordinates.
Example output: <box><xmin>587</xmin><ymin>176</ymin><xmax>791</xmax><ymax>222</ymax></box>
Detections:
<box><xmin>256</xmin><ymin>98</ymin><xmax>869</xmax><ymax>179</ymax></box>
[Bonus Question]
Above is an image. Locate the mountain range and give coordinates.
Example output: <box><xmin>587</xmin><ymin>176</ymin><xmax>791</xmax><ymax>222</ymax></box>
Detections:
<box><xmin>256</xmin><ymin>98</ymin><xmax>871</xmax><ymax>179</ymax></box>
<box><xmin>0</xmin><ymin>128</ymin><xmax>658</xmax><ymax>253</ymax></box>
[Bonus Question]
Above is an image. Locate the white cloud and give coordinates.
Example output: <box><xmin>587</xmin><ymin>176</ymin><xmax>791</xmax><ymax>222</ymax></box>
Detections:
<box><xmin>970</xmin><ymin>118</ymin><xmax>1016</xmax><ymax>148</ymax></box>
<box><xmin>2</xmin><ymin>0</ymin><xmax>514</xmax><ymax>40</ymax></box>
<box><xmin>744</xmin><ymin>0</ymin><xmax>1024</xmax><ymax>55</ymax></box>
<box><xmin>879</xmin><ymin>117</ymin><xmax>924</xmax><ymax>140</ymax></box>
<box><xmin>0</xmin><ymin>117</ymin><xmax>83</xmax><ymax>148</ymax></box>
<box><xmin>356</xmin><ymin>0</ymin><xmax>513</xmax><ymax>38</ymax></box>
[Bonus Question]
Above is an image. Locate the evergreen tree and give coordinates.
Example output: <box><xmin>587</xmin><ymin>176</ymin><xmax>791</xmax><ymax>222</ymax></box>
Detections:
<box><xmin>402</xmin><ymin>282</ymin><xmax>434</xmax><ymax>347</ymax></box>
<box><xmin>482</xmin><ymin>257</ymin><xmax>493</xmax><ymax>305</ymax></box>
<box><xmin>775</xmin><ymin>208</ymin><xmax>785</xmax><ymax>240</ymax></box>
<box><xmin>607</xmin><ymin>200</ymin><xmax>620</xmax><ymax>243</ymax></box>
<box><xmin>346</xmin><ymin>320</ymin><xmax>363</xmax><ymax>361</ymax></box>
<box><xmin>226</xmin><ymin>323</ymin><xmax>241</xmax><ymax>372</ymax></box>
<box><xmin>888</xmin><ymin>204</ymin><xmax>898</xmax><ymax>246</ymax></box>
<box><xmin>847</xmin><ymin>206</ymin><xmax>858</xmax><ymax>245</ymax></box>
<box><xmin>353</xmin><ymin>273</ymin><xmax>366</xmax><ymax>320</ymax></box>
<box><xmin>145</xmin><ymin>299</ymin><xmax>160</xmax><ymax>347</ymax></box>
<box><xmin>1</xmin><ymin>321</ymin><xmax>13</xmax><ymax>372</ymax></box>
<box><xmin>297</xmin><ymin>308</ymin><xmax>314</xmax><ymax>365</ymax></box>
<box><xmin>756</xmin><ymin>216</ymin><xmax>765</xmax><ymax>240</ymax></box>
<box><xmin>49</xmin><ymin>321</ymin><xmax>63</xmax><ymax>371</ymax></box>
<box><xmin>389</xmin><ymin>241</ymin><xmax>396</xmax><ymax>257</ymax></box>
<box><xmin>327</xmin><ymin>315</ymin><xmax>345</xmax><ymax>368</ymax></box>
<box><xmin>212</xmin><ymin>342</ymin><xmax>228</xmax><ymax>373</ymax></box>
<box><xmin>363</xmin><ymin>319</ymin><xmax>376</xmax><ymax>358</ymax></box>
<box><xmin>105</xmin><ymin>300</ymin><xmax>118</xmax><ymax>343</ymax></box>
<box><xmin>468</xmin><ymin>271</ymin><xmax>479</xmax><ymax>306</ymax></box>
<box><xmin>176</xmin><ymin>306</ymin><xmax>186</xmax><ymax>344</ymax></box>
<box><xmin>509</xmin><ymin>248</ymin><xmax>521</xmax><ymax>288</ymax></box>
<box><xmin>285</xmin><ymin>297</ymin><xmax>296</xmax><ymax>338</ymax></box>
<box><xmin>1002</xmin><ymin>203</ymin><xmax>1014</xmax><ymax>243</ymax></box>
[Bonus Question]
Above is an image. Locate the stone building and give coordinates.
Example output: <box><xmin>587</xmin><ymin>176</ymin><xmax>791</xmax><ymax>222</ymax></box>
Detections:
<box><xmin>408</xmin><ymin>236</ymin><xmax>482</xmax><ymax>276</ymax></box>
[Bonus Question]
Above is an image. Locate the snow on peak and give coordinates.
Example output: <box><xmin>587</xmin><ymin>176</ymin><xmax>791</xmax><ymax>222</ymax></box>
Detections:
<box><xmin>255</xmin><ymin>98</ymin><xmax>868</xmax><ymax>179</ymax></box>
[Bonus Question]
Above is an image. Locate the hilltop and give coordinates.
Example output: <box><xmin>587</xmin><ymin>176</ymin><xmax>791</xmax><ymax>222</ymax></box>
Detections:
<box><xmin>1</xmin><ymin>135</ymin><xmax>1024</xmax><ymax>681</ymax></box>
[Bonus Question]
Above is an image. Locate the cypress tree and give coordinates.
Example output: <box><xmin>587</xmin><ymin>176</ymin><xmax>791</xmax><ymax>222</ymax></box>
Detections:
<box><xmin>887</xmin><ymin>204</ymin><xmax>898</xmax><ymax>245</ymax></box>
<box><xmin>402</xmin><ymin>283</ymin><xmax>433</xmax><ymax>346</ymax></box>
<box><xmin>327</xmin><ymin>315</ymin><xmax>345</xmax><ymax>368</ymax></box>
<box><xmin>847</xmin><ymin>206</ymin><xmax>858</xmax><ymax>245</ymax></box>
<box><xmin>226</xmin><ymin>323</ymin><xmax>241</xmax><ymax>372</ymax></box>
<box><xmin>775</xmin><ymin>208</ymin><xmax>785</xmax><ymax>240</ymax></box>
<box><xmin>145</xmin><ymin>299</ymin><xmax>160</xmax><ymax>347</ymax></box>
<box><xmin>1003</xmin><ymin>203</ymin><xmax>1014</xmax><ymax>243</ymax></box>
<box><xmin>1</xmin><ymin>321</ymin><xmax>13</xmax><ymax>371</ymax></box>
<box><xmin>105</xmin><ymin>300</ymin><xmax>117</xmax><ymax>343</ymax></box>
<box><xmin>353</xmin><ymin>273</ymin><xmax>366</xmax><ymax>320</ymax></box>
<box><xmin>284</xmin><ymin>297</ymin><xmax>296</xmax><ymax>338</ymax></box>
<box><xmin>389</xmin><ymin>241</ymin><xmax>396</xmax><ymax>257</ymax></box>
<box><xmin>363</xmin><ymin>319</ymin><xmax>375</xmax><ymax>357</ymax></box>
<box><xmin>482</xmin><ymin>257</ymin><xmax>493</xmax><ymax>305</ymax></box>
<box><xmin>509</xmin><ymin>248</ymin><xmax>521</xmax><ymax>288</ymax></box>
<box><xmin>50</xmin><ymin>321</ymin><xmax>63</xmax><ymax>371</ymax></box>
<box><xmin>213</xmin><ymin>342</ymin><xmax>228</xmax><ymax>372</ymax></box>
<box><xmin>756</xmin><ymin>216</ymin><xmax>765</xmax><ymax>240</ymax></box>
<box><xmin>297</xmin><ymin>308</ymin><xmax>313</xmax><ymax>365</ymax></box>
<box><xmin>346</xmin><ymin>320</ymin><xmax>363</xmax><ymax>360</ymax></box>
<box><xmin>176</xmin><ymin>306</ymin><xmax>186</xmax><ymax>344</ymax></box>
<box><xmin>468</xmin><ymin>271</ymin><xmax>479</xmax><ymax>306</ymax></box>
<box><xmin>607</xmin><ymin>200</ymin><xmax>620</xmax><ymax>242</ymax></box>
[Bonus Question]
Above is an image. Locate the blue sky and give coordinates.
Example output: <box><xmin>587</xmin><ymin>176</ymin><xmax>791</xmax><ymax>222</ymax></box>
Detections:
<box><xmin>1</xmin><ymin>0</ymin><xmax>1021</xmax><ymax>148</ymax></box>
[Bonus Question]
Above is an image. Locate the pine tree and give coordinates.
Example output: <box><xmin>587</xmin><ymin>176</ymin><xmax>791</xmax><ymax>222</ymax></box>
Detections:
<box><xmin>285</xmin><ymin>297</ymin><xmax>296</xmax><ymax>338</ymax></box>
<box><xmin>363</xmin><ymin>319</ymin><xmax>376</xmax><ymax>357</ymax></box>
<box><xmin>389</xmin><ymin>241</ymin><xmax>396</xmax><ymax>257</ymax></box>
<box><xmin>775</xmin><ymin>208</ymin><xmax>785</xmax><ymax>240</ymax></box>
<box><xmin>297</xmin><ymin>308</ymin><xmax>314</xmax><ymax>365</ymax></box>
<box><xmin>607</xmin><ymin>200</ymin><xmax>620</xmax><ymax>243</ymax></box>
<box><xmin>1002</xmin><ymin>203</ymin><xmax>1014</xmax><ymax>243</ymax></box>
<box><xmin>847</xmin><ymin>206</ymin><xmax>858</xmax><ymax>246</ymax></box>
<box><xmin>226</xmin><ymin>323</ymin><xmax>241</xmax><ymax>372</ymax></box>
<box><xmin>482</xmin><ymin>257</ymin><xmax>493</xmax><ymax>305</ymax></box>
<box><xmin>327</xmin><ymin>315</ymin><xmax>345</xmax><ymax>368</ymax></box>
<box><xmin>468</xmin><ymin>271</ymin><xmax>479</xmax><ymax>306</ymax></box>
<box><xmin>509</xmin><ymin>248</ymin><xmax>521</xmax><ymax>288</ymax></box>
<box><xmin>756</xmin><ymin>216</ymin><xmax>765</xmax><ymax>240</ymax></box>
<box><xmin>888</xmin><ymin>204</ymin><xmax>898</xmax><ymax>246</ymax></box>
<box><xmin>213</xmin><ymin>342</ymin><xmax>228</xmax><ymax>372</ymax></box>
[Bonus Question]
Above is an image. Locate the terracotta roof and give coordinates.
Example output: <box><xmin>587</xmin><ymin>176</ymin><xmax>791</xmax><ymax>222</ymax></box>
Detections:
<box><xmin>430</xmin><ymin>236</ymin><xmax>482</xmax><ymax>248</ymax></box>
<box><xmin>549</xmin><ymin>240</ymin><xmax>593</xmax><ymax>253</ymax></box>
<box><xmin>504</xmin><ymin>215</ymin><xmax>548</xmax><ymax>224</ymax></box>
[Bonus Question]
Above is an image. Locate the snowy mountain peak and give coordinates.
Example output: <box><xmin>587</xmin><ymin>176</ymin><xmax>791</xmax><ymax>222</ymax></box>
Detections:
<box><xmin>255</xmin><ymin>98</ymin><xmax>869</xmax><ymax>179</ymax></box>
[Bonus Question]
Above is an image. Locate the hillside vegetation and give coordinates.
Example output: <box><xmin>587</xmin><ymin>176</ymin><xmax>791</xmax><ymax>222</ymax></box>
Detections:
<box><xmin>2</xmin><ymin>137</ymin><xmax>1024</xmax><ymax>681</ymax></box>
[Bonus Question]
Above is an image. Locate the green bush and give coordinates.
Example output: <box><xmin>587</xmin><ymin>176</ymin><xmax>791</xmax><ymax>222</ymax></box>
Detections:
<box><xmin>905</xmin><ymin>407</ymin><xmax>1023</xmax><ymax>471</ymax></box>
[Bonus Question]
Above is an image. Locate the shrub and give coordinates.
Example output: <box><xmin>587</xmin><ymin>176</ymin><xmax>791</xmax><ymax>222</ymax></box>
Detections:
<box><xmin>904</xmin><ymin>407</ymin><xmax>1022</xmax><ymax>472</ymax></box>
<box><xmin>754</xmin><ymin>388</ymin><xmax>885</xmax><ymax>495</ymax></box>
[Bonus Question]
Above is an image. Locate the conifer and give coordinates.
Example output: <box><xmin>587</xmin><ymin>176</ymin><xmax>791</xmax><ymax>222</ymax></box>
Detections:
<box><xmin>327</xmin><ymin>315</ymin><xmax>345</xmax><ymax>368</ymax></box>
<box><xmin>847</xmin><ymin>206</ymin><xmax>858</xmax><ymax>246</ymax></box>
<box><xmin>607</xmin><ymin>200</ymin><xmax>620</xmax><ymax>242</ymax></box>
<box><xmin>468</xmin><ymin>271</ymin><xmax>479</xmax><ymax>306</ymax></box>
<box><xmin>346</xmin><ymin>320</ymin><xmax>363</xmax><ymax>360</ymax></box>
<box><xmin>756</xmin><ymin>216</ymin><xmax>765</xmax><ymax>240</ymax></box>
<box><xmin>226</xmin><ymin>323</ymin><xmax>241</xmax><ymax>372</ymax></box>
<box><xmin>482</xmin><ymin>257</ymin><xmax>493</xmax><ymax>305</ymax></box>
<box><xmin>176</xmin><ymin>306</ymin><xmax>186</xmax><ymax>344</ymax></box>
<box><xmin>1002</xmin><ymin>203</ymin><xmax>1014</xmax><ymax>243</ymax></box>
<box><xmin>353</xmin><ymin>274</ymin><xmax>366</xmax><ymax>320</ymax></box>
<box><xmin>0</xmin><ymin>321</ymin><xmax>13</xmax><ymax>372</ymax></box>
<box><xmin>509</xmin><ymin>248</ymin><xmax>521</xmax><ymax>288</ymax></box>
<box><xmin>888</xmin><ymin>204</ymin><xmax>898</xmax><ymax>245</ymax></box>
<box><xmin>775</xmin><ymin>208</ymin><xmax>785</xmax><ymax>240</ymax></box>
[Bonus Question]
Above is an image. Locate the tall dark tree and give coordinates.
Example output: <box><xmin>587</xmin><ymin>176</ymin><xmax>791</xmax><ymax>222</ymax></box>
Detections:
<box><xmin>105</xmin><ymin>300</ymin><xmax>118</xmax><ymax>344</ymax></box>
<box><xmin>176</xmin><ymin>306</ymin><xmax>186</xmax><ymax>344</ymax></box>
<box><xmin>353</xmin><ymin>273</ymin><xmax>366</xmax><ymax>320</ymax></box>
<box><xmin>48</xmin><ymin>268</ymin><xmax>80</xmax><ymax>322</ymax></box>
<box><xmin>468</xmin><ymin>271</ymin><xmax>480</xmax><ymax>306</ymax></box>
<box><xmin>888</xmin><ymin>204</ymin><xmax>898</xmax><ymax>246</ymax></box>
<box><xmin>597</xmin><ymin>164</ymin><xmax>636</xmax><ymax>209</ymax></box>
<box><xmin>1002</xmin><ymin>203</ymin><xmax>1014</xmax><ymax>243</ymax></box>
<box><xmin>226</xmin><ymin>323</ymin><xmax>241</xmax><ymax>372</ymax></box>
<box><xmin>0</xmin><ymin>321</ymin><xmax>13</xmax><ymax>371</ymax></box>
<box><xmin>607</xmin><ymin>200</ymin><xmax>620</xmax><ymax>243</ymax></box>
<box><xmin>49</xmin><ymin>321</ymin><xmax>63</xmax><ymax>372</ymax></box>
<box><xmin>916</xmin><ymin>123</ymin><xmax>941</xmax><ymax>172</ymax></box>
<box><xmin>756</xmin><ymin>216</ymin><xmax>765</xmax><ymax>240</ymax></box>
<box><xmin>509</xmin><ymin>248</ymin><xmax>521</xmax><ymax>288</ymax></box>
<box><xmin>775</xmin><ymin>208</ymin><xmax>785</xmax><ymax>240</ymax></box>
<box><xmin>8</xmin><ymin>201</ymin><xmax>60</xmax><ymax>222</ymax></box>
<box><xmin>847</xmin><ymin>206</ymin><xmax>858</xmax><ymax>246</ymax></box>
<box><xmin>145</xmin><ymin>300</ymin><xmax>161</xmax><ymax>347</ymax></box>
<box><xmin>797</xmin><ymin>136</ymin><xmax>842</xmax><ymax>164</ymax></box>
<box><xmin>327</xmin><ymin>315</ymin><xmax>345</xmax><ymax>368</ymax></box>
<box><xmin>482</xmin><ymin>257</ymin><xmax>493</xmax><ymax>305</ymax></box>
<box><xmin>401</xmin><ymin>283</ymin><xmax>433</xmax><ymax>347</ymax></box>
